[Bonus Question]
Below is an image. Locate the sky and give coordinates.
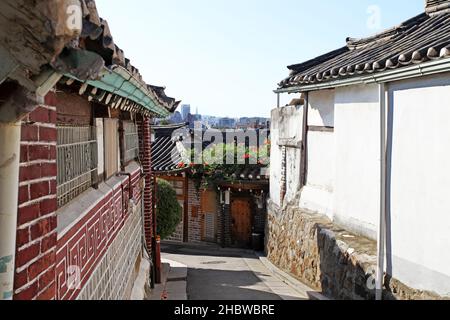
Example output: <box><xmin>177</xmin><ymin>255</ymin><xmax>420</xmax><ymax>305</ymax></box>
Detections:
<box><xmin>95</xmin><ymin>0</ymin><xmax>424</xmax><ymax>118</ymax></box>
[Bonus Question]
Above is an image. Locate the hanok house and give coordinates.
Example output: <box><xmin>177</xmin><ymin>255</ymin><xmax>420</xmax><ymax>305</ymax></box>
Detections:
<box><xmin>269</xmin><ymin>0</ymin><xmax>450</xmax><ymax>300</ymax></box>
<box><xmin>151</xmin><ymin>125</ymin><xmax>269</xmax><ymax>248</ymax></box>
<box><xmin>0</xmin><ymin>0</ymin><xmax>179</xmax><ymax>300</ymax></box>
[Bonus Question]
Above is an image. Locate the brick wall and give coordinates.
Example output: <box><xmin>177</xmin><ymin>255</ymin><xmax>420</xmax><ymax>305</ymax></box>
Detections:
<box><xmin>138</xmin><ymin>117</ymin><xmax>153</xmax><ymax>251</ymax></box>
<box><xmin>217</xmin><ymin>202</ymin><xmax>232</xmax><ymax>247</ymax></box>
<box><xmin>14</xmin><ymin>91</ymin><xmax>148</xmax><ymax>300</ymax></box>
<box><xmin>167</xmin><ymin>218</ymin><xmax>184</xmax><ymax>242</ymax></box>
<box><xmin>187</xmin><ymin>180</ymin><xmax>203</xmax><ymax>243</ymax></box>
<box><xmin>253</xmin><ymin>196</ymin><xmax>267</xmax><ymax>234</ymax></box>
<box><xmin>14</xmin><ymin>92</ymin><xmax>58</xmax><ymax>300</ymax></box>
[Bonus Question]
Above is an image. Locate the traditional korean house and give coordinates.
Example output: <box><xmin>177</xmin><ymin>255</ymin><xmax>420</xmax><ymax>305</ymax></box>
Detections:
<box><xmin>268</xmin><ymin>0</ymin><xmax>450</xmax><ymax>300</ymax></box>
<box><xmin>216</xmin><ymin>168</ymin><xmax>269</xmax><ymax>250</ymax></box>
<box><xmin>0</xmin><ymin>0</ymin><xmax>179</xmax><ymax>300</ymax></box>
<box><xmin>151</xmin><ymin>125</ymin><xmax>269</xmax><ymax>249</ymax></box>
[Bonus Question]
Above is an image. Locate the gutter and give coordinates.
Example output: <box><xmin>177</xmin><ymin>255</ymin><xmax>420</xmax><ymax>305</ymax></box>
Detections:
<box><xmin>376</xmin><ymin>83</ymin><xmax>388</xmax><ymax>300</ymax></box>
<box><xmin>0</xmin><ymin>122</ymin><xmax>21</xmax><ymax>300</ymax></box>
<box><xmin>65</xmin><ymin>66</ymin><xmax>170</xmax><ymax>118</ymax></box>
<box><xmin>274</xmin><ymin>58</ymin><xmax>450</xmax><ymax>94</ymax></box>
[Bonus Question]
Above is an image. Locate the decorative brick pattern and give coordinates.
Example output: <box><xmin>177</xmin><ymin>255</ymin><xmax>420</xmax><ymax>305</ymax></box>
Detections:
<box><xmin>55</xmin><ymin>169</ymin><xmax>141</xmax><ymax>300</ymax></box>
<box><xmin>14</xmin><ymin>92</ymin><xmax>58</xmax><ymax>300</ymax></box>
<box><xmin>76</xmin><ymin>202</ymin><xmax>142</xmax><ymax>300</ymax></box>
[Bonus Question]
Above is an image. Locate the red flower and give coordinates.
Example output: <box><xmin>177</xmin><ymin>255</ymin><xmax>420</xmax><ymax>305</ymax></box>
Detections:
<box><xmin>243</xmin><ymin>154</ymin><xmax>250</xmax><ymax>159</ymax></box>
<box><xmin>177</xmin><ymin>162</ymin><xmax>185</xmax><ymax>168</ymax></box>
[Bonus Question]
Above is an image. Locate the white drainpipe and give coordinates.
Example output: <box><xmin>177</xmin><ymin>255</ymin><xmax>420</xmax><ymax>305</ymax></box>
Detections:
<box><xmin>376</xmin><ymin>83</ymin><xmax>388</xmax><ymax>300</ymax></box>
<box><xmin>0</xmin><ymin>122</ymin><xmax>21</xmax><ymax>300</ymax></box>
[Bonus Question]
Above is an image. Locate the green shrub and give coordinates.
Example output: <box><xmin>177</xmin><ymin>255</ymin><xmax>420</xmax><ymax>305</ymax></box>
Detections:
<box><xmin>156</xmin><ymin>179</ymin><xmax>182</xmax><ymax>240</ymax></box>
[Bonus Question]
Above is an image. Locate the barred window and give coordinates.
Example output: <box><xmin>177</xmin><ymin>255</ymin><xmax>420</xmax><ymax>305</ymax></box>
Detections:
<box><xmin>123</xmin><ymin>121</ymin><xmax>139</xmax><ymax>164</ymax></box>
<box><xmin>57</xmin><ymin>126</ymin><xmax>98</xmax><ymax>208</ymax></box>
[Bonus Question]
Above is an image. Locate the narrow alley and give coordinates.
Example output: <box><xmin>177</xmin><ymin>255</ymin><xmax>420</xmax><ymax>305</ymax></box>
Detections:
<box><xmin>156</xmin><ymin>242</ymin><xmax>312</xmax><ymax>301</ymax></box>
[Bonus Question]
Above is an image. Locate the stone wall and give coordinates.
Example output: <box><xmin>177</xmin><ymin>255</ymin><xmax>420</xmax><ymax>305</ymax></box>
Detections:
<box><xmin>266</xmin><ymin>200</ymin><xmax>446</xmax><ymax>300</ymax></box>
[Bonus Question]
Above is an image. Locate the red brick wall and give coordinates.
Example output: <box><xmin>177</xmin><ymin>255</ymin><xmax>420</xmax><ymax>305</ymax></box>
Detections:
<box><xmin>138</xmin><ymin>118</ymin><xmax>153</xmax><ymax>251</ymax></box>
<box><xmin>14</xmin><ymin>92</ymin><xmax>58</xmax><ymax>300</ymax></box>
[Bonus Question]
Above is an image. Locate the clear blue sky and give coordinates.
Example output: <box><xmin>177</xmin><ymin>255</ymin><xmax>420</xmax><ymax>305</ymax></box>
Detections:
<box><xmin>96</xmin><ymin>0</ymin><xmax>424</xmax><ymax>118</ymax></box>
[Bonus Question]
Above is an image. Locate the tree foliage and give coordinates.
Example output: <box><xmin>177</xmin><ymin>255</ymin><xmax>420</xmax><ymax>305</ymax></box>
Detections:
<box><xmin>156</xmin><ymin>179</ymin><xmax>182</xmax><ymax>240</ymax></box>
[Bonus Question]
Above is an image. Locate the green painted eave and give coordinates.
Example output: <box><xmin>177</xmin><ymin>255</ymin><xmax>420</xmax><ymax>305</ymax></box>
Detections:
<box><xmin>65</xmin><ymin>66</ymin><xmax>170</xmax><ymax>117</ymax></box>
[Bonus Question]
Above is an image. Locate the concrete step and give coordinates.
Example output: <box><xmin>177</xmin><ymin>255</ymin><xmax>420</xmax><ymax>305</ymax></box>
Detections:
<box><xmin>148</xmin><ymin>259</ymin><xmax>188</xmax><ymax>300</ymax></box>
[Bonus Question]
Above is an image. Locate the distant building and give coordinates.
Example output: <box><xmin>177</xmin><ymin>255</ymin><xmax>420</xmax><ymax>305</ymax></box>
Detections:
<box><xmin>218</xmin><ymin>117</ymin><xmax>236</xmax><ymax>129</ymax></box>
<box><xmin>181</xmin><ymin>104</ymin><xmax>191</xmax><ymax>121</ymax></box>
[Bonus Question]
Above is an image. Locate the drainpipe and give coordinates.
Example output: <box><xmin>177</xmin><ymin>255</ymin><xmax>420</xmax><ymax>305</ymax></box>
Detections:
<box><xmin>376</xmin><ymin>83</ymin><xmax>387</xmax><ymax>300</ymax></box>
<box><xmin>0</xmin><ymin>122</ymin><xmax>21</xmax><ymax>300</ymax></box>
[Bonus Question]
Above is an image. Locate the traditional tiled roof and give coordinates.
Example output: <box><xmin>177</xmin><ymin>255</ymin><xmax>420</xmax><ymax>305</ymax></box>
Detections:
<box><xmin>230</xmin><ymin>167</ymin><xmax>269</xmax><ymax>181</ymax></box>
<box><xmin>151</xmin><ymin>124</ymin><xmax>189</xmax><ymax>173</ymax></box>
<box><xmin>279</xmin><ymin>9</ymin><xmax>450</xmax><ymax>89</ymax></box>
<box><xmin>58</xmin><ymin>0</ymin><xmax>180</xmax><ymax>114</ymax></box>
<box><xmin>0</xmin><ymin>0</ymin><xmax>179</xmax><ymax>118</ymax></box>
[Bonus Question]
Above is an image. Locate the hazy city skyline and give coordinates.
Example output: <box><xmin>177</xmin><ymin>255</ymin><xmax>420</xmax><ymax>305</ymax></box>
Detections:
<box><xmin>96</xmin><ymin>0</ymin><xmax>423</xmax><ymax>117</ymax></box>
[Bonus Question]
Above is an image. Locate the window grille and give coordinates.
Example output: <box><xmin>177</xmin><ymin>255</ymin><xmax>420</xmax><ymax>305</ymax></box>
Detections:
<box><xmin>57</xmin><ymin>126</ymin><xmax>98</xmax><ymax>208</ymax></box>
<box><xmin>123</xmin><ymin>121</ymin><xmax>139</xmax><ymax>164</ymax></box>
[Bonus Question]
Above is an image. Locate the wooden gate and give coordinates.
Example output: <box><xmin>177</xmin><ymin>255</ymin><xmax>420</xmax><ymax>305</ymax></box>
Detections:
<box><xmin>231</xmin><ymin>198</ymin><xmax>252</xmax><ymax>247</ymax></box>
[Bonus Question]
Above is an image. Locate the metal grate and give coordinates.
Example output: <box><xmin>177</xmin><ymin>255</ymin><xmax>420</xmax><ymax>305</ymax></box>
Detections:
<box><xmin>124</xmin><ymin>121</ymin><xmax>139</xmax><ymax>164</ymax></box>
<box><xmin>57</xmin><ymin>126</ymin><xmax>98</xmax><ymax>208</ymax></box>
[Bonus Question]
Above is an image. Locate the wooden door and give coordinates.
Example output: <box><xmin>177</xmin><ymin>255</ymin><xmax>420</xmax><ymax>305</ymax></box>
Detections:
<box><xmin>231</xmin><ymin>198</ymin><xmax>252</xmax><ymax>247</ymax></box>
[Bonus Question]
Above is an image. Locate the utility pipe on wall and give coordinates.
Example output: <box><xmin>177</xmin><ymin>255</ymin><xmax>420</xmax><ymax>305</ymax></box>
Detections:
<box><xmin>0</xmin><ymin>122</ymin><xmax>21</xmax><ymax>300</ymax></box>
<box><xmin>376</xmin><ymin>83</ymin><xmax>388</xmax><ymax>300</ymax></box>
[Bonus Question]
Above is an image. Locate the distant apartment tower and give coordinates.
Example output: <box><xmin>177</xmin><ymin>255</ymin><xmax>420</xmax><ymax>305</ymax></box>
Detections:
<box><xmin>181</xmin><ymin>104</ymin><xmax>191</xmax><ymax>121</ymax></box>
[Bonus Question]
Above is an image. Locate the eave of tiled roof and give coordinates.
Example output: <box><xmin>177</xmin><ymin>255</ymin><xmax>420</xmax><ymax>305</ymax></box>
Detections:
<box><xmin>279</xmin><ymin>10</ymin><xmax>450</xmax><ymax>91</ymax></box>
<box><xmin>53</xmin><ymin>0</ymin><xmax>180</xmax><ymax>116</ymax></box>
<box><xmin>151</xmin><ymin>124</ymin><xmax>189</xmax><ymax>173</ymax></box>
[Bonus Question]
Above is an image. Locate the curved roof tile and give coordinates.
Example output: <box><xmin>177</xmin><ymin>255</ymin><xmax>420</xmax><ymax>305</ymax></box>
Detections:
<box><xmin>279</xmin><ymin>11</ymin><xmax>450</xmax><ymax>89</ymax></box>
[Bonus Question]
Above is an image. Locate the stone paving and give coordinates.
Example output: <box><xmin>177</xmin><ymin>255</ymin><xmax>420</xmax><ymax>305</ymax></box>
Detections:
<box><xmin>157</xmin><ymin>242</ymin><xmax>312</xmax><ymax>301</ymax></box>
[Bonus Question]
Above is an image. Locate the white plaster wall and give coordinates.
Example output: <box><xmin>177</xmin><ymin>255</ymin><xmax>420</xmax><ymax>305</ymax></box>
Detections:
<box><xmin>270</xmin><ymin>106</ymin><xmax>303</xmax><ymax>206</ymax></box>
<box><xmin>387</xmin><ymin>74</ymin><xmax>450</xmax><ymax>296</ymax></box>
<box><xmin>308</xmin><ymin>89</ymin><xmax>335</xmax><ymax>127</ymax></box>
<box><xmin>270</xmin><ymin>111</ymin><xmax>281</xmax><ymax>207</ymax></box>
<box><xmin>333</xmin><ymin>84</ymin><xmax>380</xmax><ymax>239</ymax></box>
<box><xmin>300</xmin><ymin>131</ymin><xmax>335</xmax><ymax>219</ymax></box>
<box><xmin>299</xmin><ymin>90</ymin><xmax>335</xmax><ymax>219</ymax></box>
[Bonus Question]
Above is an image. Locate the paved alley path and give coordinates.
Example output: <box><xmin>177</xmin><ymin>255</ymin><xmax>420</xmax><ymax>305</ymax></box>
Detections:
<box><xmin>161</xmin><ymin>242</ymin><xmax>309</xmax><ymax>301</ymax></box>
